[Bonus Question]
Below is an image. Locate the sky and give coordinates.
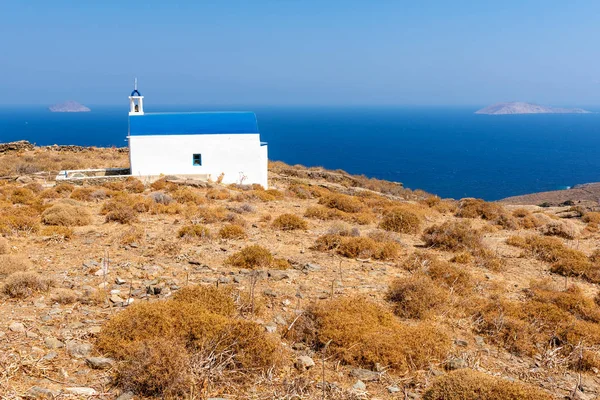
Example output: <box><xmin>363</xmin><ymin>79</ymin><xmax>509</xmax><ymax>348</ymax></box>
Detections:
<box><xmin>1</xmin><ymin>0</ymin><xmax>599</xmax><ymax>106</ymax></box>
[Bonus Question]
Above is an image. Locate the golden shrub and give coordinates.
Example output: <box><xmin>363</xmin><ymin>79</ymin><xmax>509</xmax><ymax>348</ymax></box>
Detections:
<box><xmin>177</xmin><ymin>224</ymin><xmax>211</xmax><ymax>240</ymax></box>
<box><xmin>50</xmin><ymin>288</ymin><xmax>78</xmax><ymax>304</ymax></box>
<box><xmin>171</xmin><ymin>187</ymin><xmax>205</xmax><ymax>205</ymax></box>
<box><xmin>455</xmin><ymin>198</ymin><xmax>505</xmax><ymax>220</ymax></box>
<box><xmin>218</xmin><ymin>224</ymin><xmax>247</xmax><ymax>239</ymax></box>
<box><xmin>304</xmin><ymin>206</ymin><xmax>344</xmax><ymax>220</ymax></box>
<box><xmin>70</xmin><ymin>187</ymin><xmax>97</xmax><ymax>201</ymax></box>
<box><xmin>40</xmin><ymin>225</ymin><xmax>74</xmax><ymax>240</ymax></box>
<box><xmin>206</xmin><ymin>188</ymin><xmax>230</xmax><ymax>200</ymax></box>
<box><xmin>450</xmin><ymin>252</ymin><xmax>472</xmax><ymax>264</ymax></box>
<box><xmin>105</xmin><ymin>204</ymin><xmax>137</xmax><ymax>224</ymax></box>
<box><xmin>423</xmin><ymin>369</ymin><xmax>552</xmax><ymax>400</ymax></box>
<box><xmin>10</xmin><ymin>188</ymin><xmax>36</xmax><ymax>205</ymax></box>
<box><xmin>124</xmin><ymin>177</ymin><xmax>145</xmax><ymax>193</ymax></box>
<box><xmin>0</xmin><ymin>255</ymin><xmax>30</xmax><ymax>278</ymax></box>
<box><xmin>97</xmin><ymin>286</ymin><xmax>283</xmax><ymax>397</ymax></box>
<box><xmin>41</xmin><ymin>203</ymin><xmax>92</xmax><ymax>226</ymax></box>
<box><xmin>0</xmin><ymin>237</ymin><xmax>7</xmax><ymax>254</ymax></box>
<box><xmin>379</xmin><ymin>207</ymin><xmax>421</xmax><ymax>233</ymax></box>
<box><xmin>119</xmin><ymin>226</ymin><xmax>144</xmax><ymax>245</ymax></box>
<box><xmin>225</xmin><ymin>245</ymin><xmax>274</xmax><ymax>269</ymax></box>
<box><xmin>318</xmin><ymin>193</ymin><xmax>363</xmax><ymax>213</ymax></box>
<box><xmin>292</xmin><ymin>296</ymin><xmax>450</xmax><ymax>372</ymax></box>
<box><xmin>422</xmin><ymin>221</ymin><xmax>482</xmax><ymax>252</ymax></box>
<box><xmin>272</xmin><ymin>213</ymin><xmax>308</xmax><ymax>231</ymax></box>
<box><xmin>2</xmin><ymin>271</ymin><xmax>53</xmax><ymax>298</ymax></box>
<box><xmin>386</xmin><ymin>274</ymin><xmax>448</xmax><ymax>319</ymax></box>
<box><xmin>192</xmin><ymin>206</ymin><xmax>228</xmax><ymax>223</ymax></box>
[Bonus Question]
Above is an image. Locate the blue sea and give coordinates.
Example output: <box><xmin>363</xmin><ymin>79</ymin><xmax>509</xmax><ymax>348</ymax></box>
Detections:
<box><xmin>1</xmin><ymin>105</ymin><xmax>599</xmax><ymax>201</ymax></box>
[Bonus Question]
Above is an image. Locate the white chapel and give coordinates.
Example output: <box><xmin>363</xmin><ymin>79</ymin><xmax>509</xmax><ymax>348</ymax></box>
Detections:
<box><xmin>127</xmin><ymin>81</ymin><xmax>268</xmax><ymax>188</ymax></box>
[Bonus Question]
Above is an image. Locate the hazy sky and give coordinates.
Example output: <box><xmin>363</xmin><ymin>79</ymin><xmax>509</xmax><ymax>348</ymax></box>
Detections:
<box><xmin>1</xmin><ymin>1</ymin><xmax>599</xmax><ymax>106</ymax></box>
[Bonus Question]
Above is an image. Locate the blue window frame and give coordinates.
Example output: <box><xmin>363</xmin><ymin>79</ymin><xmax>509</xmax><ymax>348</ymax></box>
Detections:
<box><xmin>193</xmin><ymin>154</ymin><xmax>202</xmax><ymax>166</ymax></box>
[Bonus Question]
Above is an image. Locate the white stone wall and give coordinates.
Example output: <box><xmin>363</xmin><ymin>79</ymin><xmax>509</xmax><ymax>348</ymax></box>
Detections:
<box><xmin>129</xmin><ymin>134</ymin><xmax>268</xmax><ymax>188</ymax></box>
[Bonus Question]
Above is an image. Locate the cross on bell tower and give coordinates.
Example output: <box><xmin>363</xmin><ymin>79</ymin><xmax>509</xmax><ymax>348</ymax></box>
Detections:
<box><xmin>129</xmin><ymin>78</ymin><xmax>144</xmax><ymax>116</ymax></box>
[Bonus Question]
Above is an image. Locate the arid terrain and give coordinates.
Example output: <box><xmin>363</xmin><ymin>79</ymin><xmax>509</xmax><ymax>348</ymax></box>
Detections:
<box><xmin>1</xmin><ymin>143</ymin><xmax>600</xmax><ymax>399</ymax></box>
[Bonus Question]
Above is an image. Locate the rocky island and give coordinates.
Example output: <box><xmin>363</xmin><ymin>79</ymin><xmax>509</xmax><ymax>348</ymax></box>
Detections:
<box><xmin>475</xmin><ymin>101</ymin><xmax>591</xmax><ymax>115</ymax></box>
<box><xmin>48</xmin><ymin>101</ymin><xmax>91</xmax><ymax>113</ymax></box>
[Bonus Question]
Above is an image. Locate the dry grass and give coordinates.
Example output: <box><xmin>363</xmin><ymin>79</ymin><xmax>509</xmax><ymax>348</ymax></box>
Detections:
<box><xmin>272</xmin><ymin>213</ymin><xmax>308</xmax><ymax>231</ymax></box>
<box><xmin>313</xmin><ymin>234</ymin><xmax>400</xmax><ymax>260</ymax></box>
<box><xmin>2</xmin><ymin>271</ymin><xmax>53</xmax><ymax>298</ymax></box>
<box><xmin>0</xmin><ymin>237</ymin><xmax>7</xmax><ymax>255</ymax></box>
<box><xmin>96</xmin><ymin>286</ymin><xmax>283</xmax><ymax>397</ymax></box>
<box><xmin>177</xmin><ymin>224</ymin><xmax>212</xmax><ymax>240</ymax></box>
<box><xmin>105</xmin><ymin>204</ymin><xmax>138</xmax><ymax>224</ymax></box>
<box><xmin>379</xmin><ymin>207</ymin><xmax>421</xmax><ymax>234</ymax></box>
<box><xmin>50</xmin><ymin>288</ymin><xmax>78</xmax><ymax>304</ymax></box>
<box><xmin>422</xmin><ymin>220</ymin><xmax>482</xmax><ymax>252</ymax></box>
<box><xmin>218</xmin><ymin>224</ymin><xmax>247</xmax><ymax>240</ymax></box>
<box><xmin>455</xmin><ymin>198</ymin><xmax>505</xmax><ymax>220</ymax></box>
<box><xmin>386</xmin><ymin>274</ymin><xmax>448</xmax><ymax>319</ymax></box>
<box><xmin>224</xmin><ymin>245</ymin><xmax>274</xmax><ymax>269</ymax></box>
<box><xmin>40</xmin><ymin>225</ymin><xmax>74</xmax><ymax>240</ymax></box>
<box><xmin>41</xmin><ymin>202</ymin><xmax>92</xmax><ymax>226</ymax></box>
<box><xmin>507</xmin><ymin>235</ymin><xmax>598</xmax><ymax>282</ymax></box>
<box><xmin>292</xmin><ymin>296</ymin><xmax>450</xmax><ymax>372</ymax></box>
<box><xmin>0</xmin><ymin>255</ymin><xmax>30</xmax><ymax>278</ymax></box>
<box><xmin>423</xmin><ymin>369</ymin><xmax>553</xmax><ymax>400</ymax></box>
<box><xmin>318</xmin><ymin>193</ymin><xmax>363</xmax><ymax>213</ymax></box>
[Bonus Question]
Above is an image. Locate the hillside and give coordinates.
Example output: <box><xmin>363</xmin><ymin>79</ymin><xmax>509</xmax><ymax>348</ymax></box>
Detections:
<box><xmin>475</xmin><ymin>102</ymin><xmax>591</xmax><ymax>115</ymax></box>
<box><xmin>1</xmin><ymin>143</ymin><xmax>600</xmax><ymax>399</ymax></box>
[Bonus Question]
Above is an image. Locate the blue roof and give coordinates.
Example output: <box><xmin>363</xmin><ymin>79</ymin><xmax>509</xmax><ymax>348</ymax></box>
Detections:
<box><xmin>131</xmin><ymin>89</ymin><xmax>141</xmax><ymax>96</ymax></box>
<box><xmin>129</xmin><ymin>112</ymin><xmax>259</xmax><ymax>135</ymax></box>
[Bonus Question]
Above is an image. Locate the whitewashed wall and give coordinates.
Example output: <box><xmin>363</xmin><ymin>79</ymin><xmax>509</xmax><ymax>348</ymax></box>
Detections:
<box><xmin>129</xmin><ymin>134</ymin><xmax>268</xmax><ymax>188</ymax></box>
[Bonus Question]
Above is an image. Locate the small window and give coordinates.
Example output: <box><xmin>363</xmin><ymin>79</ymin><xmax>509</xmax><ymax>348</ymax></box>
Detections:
<box><xmin>192</xmin><ymin>154</ymin><xmax>202</xmax><ymax>166</ymax></box>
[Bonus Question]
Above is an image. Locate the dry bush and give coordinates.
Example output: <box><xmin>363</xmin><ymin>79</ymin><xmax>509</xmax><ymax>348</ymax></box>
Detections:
<box><xmin>292</xmin><ymin>296</ymin><xmax>450</xmax><ymax>372</ymax></box>
<box><xmin>41</xmin><ymin>203</ymin><xmax>92</xmax><ymax>226</ymax></box>
<box><xmin>150</xmin><ymin>178</ymin><xmax>167</xmax><ymax>191</ymax></box>
<box><xmin>304</xmin><ymin>206</ymin><xmax>344</xmax><ymax>221</ymax></box>
<box><xmin>272</xmin><ymin>213</ymin><xmax>308</xmax><ymax>231</ymax></box>
<box><xmin>423</xmin><ymin>369</ymin><xmax>552</xmax><ymax>400</ymax></box>
<box><xmin>171</xmin><ymin>187</ymin><xmax>205</xmax><ymax>205</ymax></box>
<box><xmin>10</xmin><ymin>188</ymin><xmax>35</xmax><ymax>205</ymax></box>
<box><xmin>455</xmin><ymin>198</ymin><xmax>505</xmax><ymax>220</ymax></box>
<box><xmin>70</xmin><ymin>187</ymin><xmax>102</xmax><ymax>202</ymax></box>
<box><xmin>2</xmin><ymin>271</ymin><xmax>53</xmax><ymax>298</ymax></box>
<box><xmin>512</xmin><ymin>208</ymin><xmax>531</xmax><ymax>218</ymax></box>
<box><xmin>583</xmin><ymin>212</ymin><xmax>600</xmax><ymax>224</ymax></box>
<box><xmin>206</xmin><ymin>188</ymin><xmax>230</xmax><ymax>200</ymax></box>
<box><xmin>527</xmin><ymin>280</ymin><xmax>600</xmax><ymax>323</ymax></box>
<box><xmin>328</xmin><ymin>222</ymin><xmax>360</xmax><ymax>237</ymax></box>
<box><xmin>318</xmin><ymin>193</ymin><xmax>363</xmax><ymax>213</ymax></box>
<box><xmin>507</xmin><ymin>235</ymin><xmax>598</xmax><ymax>282</ymax></box>
<box><xmin>102</xmin><ymin>181</ymin><xmax>125</xmax><ymax>191</ymax></box>
<box><xmin>450</xmin><ymin>252</ymin><xmax>472</xmax><ymax>264</ymax></box>
<box><xmin>0</xmin><ymin>255</ymin><xmax>29</xmax><ymax>278</ymax></box>
<box><xmin>422</xmin><ymin>221</ymin><xmax>482</xmax><ymax>252</ymax></box>
<box><xmin>0</xmin><ymin>237</ymin><xmax>7</xmax><ymax>255</ymax></box>
<box><xmin>148</xmin><ymin>191</ymin><xmax>173</xmax><ymax>205</ymax></box>
<box><xmin>192</xmin><ymin>206</ymin><xmax>228</xmax><ymax>224</ymax></box>
<box><xmin>426</xmin><ymin>258</ymin><xmax>474</xmax><ymax>294</ymax></box>
<box><xmin>472</xmin><ymin>247</ymin><xmax>505</xmax><ymax>272</ymax></box>
<box><xmin>313</xmin><ymin>234</ymin><xmax>399</xmax><ymax>260</ymax></box>
<box><xmin>225</xmin><ymin>245</ymin><xmax>274</xmax><ymax>269</ymax></box>
<box><xmin>97</xmin><ymin>286</ymin><xmax>283</xmax><ymax>397</ymax></box>
<box><xmin>178</xmin><ymin>224</ymin><xmax>211</xmax><ymax>240</ymax></box>
<box><xmin>116</xmin><ymin>338</ymin><xmax>192</xmax><ymax>397</ymax></box>
<box><xmin>54</xmin><ymin>183</ymin><xmax>75</xmax><ymax>195</ymax></box>
<box><xmin>218</xmin><ymin>224</ymin><xmax>247</xmax><ymax>239</ymax></box>
<box><xmin>50</xmin><ymin>288</ymin><xmax>78</xmax><ymax>304</ymax></box>
<box><xmin>124</xmin><ymin>177</ymin><xmax>145</xmax><ymax>193</ymax></box>
<box><xmin>105</xmin><ymin>204</ymin><xmax>137</xmax><ymax>224</ymax></box>
<box><xmin>251</xmin><ymin>188</ymin><xmax>285</xmax><ymax>202</ymax></box>
<box><xmin>540</xmin><ymin>220</ymin><xmax>578</xmax><ymax>240</ymax></box>
<box><xmin>0</xmin><ymin>202</ymin><xmax>41</xmax><ymax>235</ymax></box>
<box><xmin>119</xmin><ymin>226</ymin><xmax>144</xmax><ymax>245</ymax></box>
<box><xmin>379</xmin><ymin>207</ymin><xmax>421</xmax><ymax>233</ymax></box>
<box><xmin>386</xmin><ymin>274</ymin><xmax>448</xmax><ymax>319</ymax></box>
<box><xmin>399</xmin><ymin>251</ymin><xmax>439</xmax><ymax>272</ymax></box>
<box><xmin>40</xmin><ymin>225</ymin><xmax>74</xmax><ymax>240</ymax></box>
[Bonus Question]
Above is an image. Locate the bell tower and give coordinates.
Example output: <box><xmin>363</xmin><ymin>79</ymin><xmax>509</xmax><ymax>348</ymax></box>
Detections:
<box><xmin>129</xmin><ymin>78</ymin><xmax>144</xmax><ymax>116</ymax></box>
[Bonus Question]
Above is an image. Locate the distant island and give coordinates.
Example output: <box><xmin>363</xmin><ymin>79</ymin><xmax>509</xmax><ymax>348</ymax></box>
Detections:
<box><xmin>475</xmin><ymin>102</ymin><xmax>591</xmax><ymax>115</ymax></box>
<box><xmin>49</xmin><ymin>101</ymin><xmax>91</xmax><ymax>113</ymax></box>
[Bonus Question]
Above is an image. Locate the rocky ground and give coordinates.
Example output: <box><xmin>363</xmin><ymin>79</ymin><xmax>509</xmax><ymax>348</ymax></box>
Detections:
<box><xmin>1</xmin><ymin>144</ymin><xmax>600</xmax><ymax>399</ymax></box>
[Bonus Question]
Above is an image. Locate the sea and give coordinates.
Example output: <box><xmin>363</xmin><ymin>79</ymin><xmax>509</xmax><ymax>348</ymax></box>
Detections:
<box><xmin>1</xmin><ymin>105</ymin><xmax>599</xmax><ymax>201</ymax></box>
